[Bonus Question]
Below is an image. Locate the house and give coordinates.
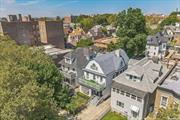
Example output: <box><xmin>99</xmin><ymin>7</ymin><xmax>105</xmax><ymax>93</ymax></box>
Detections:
<box><xmin>154</xmin><ymin>63</ymin><xmax>180</xmax><ymax>114</ymax></box>
<box><xmin>146</xmin><ymin>32</ymin><xmax>169</xmax><ymax>59</ymax></box>
<box><xmin>87</xmin><ymin>25</ymin><xmax>104</xmax><ymax>40</ymax></box>
<box><xmin>58</xmin><ymin>48</ymin><xmax>96</xmax><ymax>88</ymax></box>
<box><xmin>111</xmin><ymin>58</ymin><xmax>169</xmax><ymax>120</ymax></box>
<box><xmin>105</xmin><ymin>25</ymin><xmax>116</xmax><ymax>37</ymax></box>
<box><xmin>67</xmin><ymin>27</ymin><xmax>86</xmax><ymax>46</ymax></box>
<box><xmin>164</xmin><ymin>22</ymin><xmax>180</xmax><ymax>38</ymax></box>
<box><xmin>94</xmin><ymin>37</ymin><xmax>118</xmax><ymax>50</ymax></box>
<box><xmin>79</xmin><ymin>49</ymin><xmax>129</xmax><ymax>101</ymax></box>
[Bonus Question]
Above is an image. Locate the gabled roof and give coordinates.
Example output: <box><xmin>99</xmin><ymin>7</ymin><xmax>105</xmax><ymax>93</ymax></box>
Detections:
<box><xmin>60</xmin><ymin>48</ymin><xmax>95</xmax><ymax>69</ymax></box>
<box><xmin>147</xmin><ymin>32</ymin><xmax>169</xmax><ymax>46</ymax></box>
<box><xmin>93</xmin><ymin>49</ymin><xmax>129</xmax><ymax>75</ymax></box>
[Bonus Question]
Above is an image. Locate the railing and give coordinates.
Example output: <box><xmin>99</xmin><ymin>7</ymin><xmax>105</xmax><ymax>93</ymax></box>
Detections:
<box><xmin>61</xmin><ymin>70</ymin><xmax>76</xmax><ymax>79</ymax></box>
<box><xmin>79</xmin><ymin>77</ymin><xmax>105</xmax><ymax>92</ymax></box>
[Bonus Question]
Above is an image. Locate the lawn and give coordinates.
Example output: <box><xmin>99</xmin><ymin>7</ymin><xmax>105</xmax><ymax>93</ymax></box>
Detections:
<box><xmin>101</xmin><ymin>111</ymin><xmax>127</xmax><ymax>120</ymax></box>
<box><xmin>66</xmin><ymin>92</ymin><xmax>89</xmax><ymax>115</ymax></box>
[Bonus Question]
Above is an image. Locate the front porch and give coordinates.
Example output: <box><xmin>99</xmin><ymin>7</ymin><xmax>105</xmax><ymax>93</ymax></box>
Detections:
<box><xmin>61</xmin><ymin>70</ymin><xmax>77</xmax><ymax>88</ymax></box>
<box><xmin>78</xmin><ymin>77</ymin><xmax>106</xmax><ymax>97</ymax></box>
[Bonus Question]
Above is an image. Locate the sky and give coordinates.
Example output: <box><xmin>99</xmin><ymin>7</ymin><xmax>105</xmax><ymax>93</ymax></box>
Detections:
<box><xmin>0</xmin><ymin>0</ymin><xmax>180</xmax><ymax>17</ymax></box>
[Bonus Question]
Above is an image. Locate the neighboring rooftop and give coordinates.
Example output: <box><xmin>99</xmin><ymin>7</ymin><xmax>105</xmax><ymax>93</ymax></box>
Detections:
<box><xmin>43</xmin><ymin>44</ymin><xmax>71</xmax><ymax>56</ymax></box>
<box><xmin>160</xmin><ymin>64</ymin><xmax>180</xmax><ymax>96</ymax></box>
<box><xmin>113</xmin><ymin>58</ymin><xmax>169</xmax><ymax>95</ymax></box>
<box><xmin>91</xmin><ymin>49</ymin><xmax>129</xmax><ymax>75</ymax></box>
<box><xmin>147</xmin><ymin>32</ymin><xmax>169</xmax><ymax>46</ymax></box>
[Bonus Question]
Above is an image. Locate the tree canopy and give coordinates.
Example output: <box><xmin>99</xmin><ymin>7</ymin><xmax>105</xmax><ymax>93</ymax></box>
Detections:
<box><xmin>76</xmin><ymin>38</ymin><xmax>94</xmax><ymax>48</ymax></box>
<box><xmin>116</xmin><ymin>8</ymin><xmax>148</xmax><ymax>57</ymax></box>
<box><xmin>0</xmin><ymin>36</ymin><xmax>70</xmax><ymax>119</ymax></box>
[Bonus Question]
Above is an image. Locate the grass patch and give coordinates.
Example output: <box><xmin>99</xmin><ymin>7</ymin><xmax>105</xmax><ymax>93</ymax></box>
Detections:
<box><xmin>66</xmin><ymin>92</ymin><xmax>89</xmax><ymax>115</ymax></box>
<box><xmin>101</xmin><ymin>111</ymin><xmax>127</xmax><ymax>120</ymax></box>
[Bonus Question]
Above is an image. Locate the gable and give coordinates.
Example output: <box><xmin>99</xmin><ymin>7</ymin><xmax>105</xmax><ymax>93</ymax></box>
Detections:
<box><xmin>85</xmin><ymin>60</ymin><xmax>104</xmax><ymax>74</ymax></box>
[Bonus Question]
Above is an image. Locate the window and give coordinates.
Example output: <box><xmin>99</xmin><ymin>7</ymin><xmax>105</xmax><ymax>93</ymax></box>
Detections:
<box><xmin>100</xmin><ymin>77</ymin><xmax>103</xmax><ymax>82</ymax></box>
<box><xmin>117</xmin><ymin>89</ymin><xmax>120</xmax><ymax>94</ymax></box>
<box><xmin>91</xmin><ymin>63</ymin><xmax>98</xmax><ymax>70</ymax></box>
<box><xmin>117</xmin><ymin>101</ymin><xmax>124</xmax><ymax>108</ymax></box>
<box><xmin>161</xmin><ymin>96</ymin><xmax>168</xmax><ymax>108</ymax></box>
<box><xmin>129</xmin><ymin>75</ymin><xmax>133</xmax><ymax>80</ymax></box>
<box><xmin>137</xmin><ymin>97</ymin><xmax>142</xmax><ymax>102</ymax></box>
<box><xmin>93</xmin><ymin>74</ymin><xmax>95</xmax><ymax>79</ymax></box>
<box><xmin>113</xmin><ymin>88</ymin><xmax>116</xmax><ymax>92</ymax></box>
<box><xmin>87</xmin><ymin>72</ymin><xmax>89</xmax><ymax>79</ymax></box>
<box><xmin>126</xmin><ymin>92</ymin><xmax>130</xmax><ymax>97</ymax></box>
<box><xmin>120</xmin><ymin>90</ymin><xmax>125</xmax><ymax>95</ymax></box>
<box><xmin>154</xmin><ymin>47</ymin><xmax>156</xmax><ymax>50</ymax></box>
<box><xmin>131</xmin><ymin>94</ymin><xmax>136</xmax><ymax>100</ymax></box>
<box><xmin>131</xmin><ymin>110</ymin><xmax>138</xmax><ymax>118</ymax></box>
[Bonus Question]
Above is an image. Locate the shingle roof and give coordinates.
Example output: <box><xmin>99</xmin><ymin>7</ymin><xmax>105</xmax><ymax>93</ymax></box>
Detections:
<box><xmin>147</xmin><ymin>32</ymin><xmax>169</xmax><ymax>46</ymax></box>
<box><xmin>160</xmin><ymin>64</ymin><xmax>180</xmax><ymax>96</ymax></box>
<box><xmin>93</xmin><ymin>49</ymin><xmax>129</xmax><ymax>75</ymax></box>
<box><xmin>113</xmin><ymin>58</ymin><xmax>169</xmax><ymax>93</ymax></box>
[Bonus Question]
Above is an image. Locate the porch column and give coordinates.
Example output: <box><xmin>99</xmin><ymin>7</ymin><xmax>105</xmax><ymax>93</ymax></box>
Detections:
<box><xmin>88</xmin><ymin>89</ymin><xmax>92</xmax><ymax>97</ymax></box>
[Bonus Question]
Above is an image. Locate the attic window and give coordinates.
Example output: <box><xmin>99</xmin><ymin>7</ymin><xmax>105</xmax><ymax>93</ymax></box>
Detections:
<box><xmin>91</xmin><ymin>63</ymin><xmax>98</xmax><ymax>70</ymax></box>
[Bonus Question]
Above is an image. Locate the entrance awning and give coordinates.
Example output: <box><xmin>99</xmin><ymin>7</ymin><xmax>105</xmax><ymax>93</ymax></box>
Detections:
<box><xmin>130</xmin><ymin>105</ymin><xmax>139</xmax><ymax>113</ymax></box>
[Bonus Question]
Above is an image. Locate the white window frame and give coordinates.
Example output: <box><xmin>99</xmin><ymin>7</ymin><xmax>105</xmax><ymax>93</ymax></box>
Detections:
<box><xmin>160</xmin><ymin>96</ymin><xmax>168</xmax><ymax>108</ymax></box>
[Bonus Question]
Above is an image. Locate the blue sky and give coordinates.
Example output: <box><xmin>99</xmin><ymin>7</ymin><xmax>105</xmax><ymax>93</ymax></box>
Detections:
<box><xmin>0</xmin><ymin>0</ymin><xmax>180</xmax><ymax>17</ymax></box>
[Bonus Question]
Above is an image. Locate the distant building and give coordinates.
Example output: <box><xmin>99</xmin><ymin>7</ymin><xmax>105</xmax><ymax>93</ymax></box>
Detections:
<box><xmin>0</xmin><ymin>21</ymin><xmax>40</xmax><ymax>45</ymax></box>
<box><xmin>59</xmin><ymin>48</ymin><xmax>96</xmax><ymax>88</ymax></box>
<box><xmin>87</xmin><ymin>25</ymin><xmax>104</xmax><ymax>40</ymax></box>
<box><xmin>39</xmin><ymin>20</ymin><xmax>65</xmax><ymax>49</ymax></box>
<box><xmin>67</xmin><ymin>27</ymin><xmax>86</xmax><ymax>46</ymax></box>
<box><xmin>63</xmin><ymin>15</ymin><xmax>77</xmax><ymax>24</ymax></box>
<box><xmin>111</xmin><ymin>58</ymin><xmax>169</xmax><ymax>120</ymax></box>
<box><xmin>146</xmin><ymin>32</ymin><xmax>169</xmax><ymax>59</ymax></box>
<box><xmin>154</xmin><ymin>63</ymin><xmax>180</xmax><ymax>114</ymax></box>
<box><xmin>79</xmin><ymin>49</ymin><xmax>129</xmax><ymax>104</ymax></box>
<box><xmin>94</xmin><ymin>37</ymin><xmax>118</xmax><ymax>50</ymax></box>
<box><xmin>0</xmin><ymin>14</ymin><xmax>65</xmax><ymax>48</ymax></box>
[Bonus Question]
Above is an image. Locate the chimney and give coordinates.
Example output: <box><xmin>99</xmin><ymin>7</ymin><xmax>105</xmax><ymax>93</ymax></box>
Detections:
<box><xmin>18</xmin><ymin>14</ymin><xmax>22</xmax><ymax>22</ymax></box>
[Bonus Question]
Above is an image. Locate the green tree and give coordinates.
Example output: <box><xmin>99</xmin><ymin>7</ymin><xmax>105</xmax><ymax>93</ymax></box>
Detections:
<box><xmin>156</xmin><ymin>108</ymin><xmax>180</xmax><ymax>120</ymax></box>
<box><xmin>80</xmin><ymin>18</ymin><xmax>94</xmax><ymax>32</ymax></box>
<box><xmin>116</xmin><ymin>8</ymin><xmax>147</xmax><ymax>57</ymax></box>
<box><xmin>0</xmin><ymin>36</ymin><xmax>70</xmax><ymax>119</ymax></box>
<box><xmin>159</xmin><ymin>11</ymin><xmax>180</xmax><ymax>30</ymax></box>
<box><xmin>76</xmin><ymin>38</ymin><xmax>94</xmax><ymax>48</ymax></box>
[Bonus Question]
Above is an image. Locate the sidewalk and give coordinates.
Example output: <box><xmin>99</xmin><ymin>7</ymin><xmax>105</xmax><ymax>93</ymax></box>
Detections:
<box><xmin>76</xmin><ymin>98</ymin><xmax>111</xmax><ymax>120</ymax></box>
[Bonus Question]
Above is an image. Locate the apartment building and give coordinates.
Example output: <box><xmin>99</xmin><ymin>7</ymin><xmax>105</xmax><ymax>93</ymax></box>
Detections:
<box><xmin>39</xmin><ymin>20</ymin><xmax>65</xmax><ymax>49</ymax></box>
<box><xmin>0</xmin><ymin>14</ymin><xmax>65</xmax><ymax>49</ymax></box>
<box><xmin>154</xmin><ymin>64</ymin><xmax>180</xmax><ymax>112</ymax></box>
<box><xmin>0</xmin><ymin>21</ymin><xmax>40</xmax><ymax>45</ymax></box>
<box><xmin>79</xmin><ymin>49</ymin><xmax>129</xmax><ymax>102</ymax></box>
<box><xmin>111</xmin><ymin>58</ymin><xmax>169</xmax><ymax>120</ymax></box>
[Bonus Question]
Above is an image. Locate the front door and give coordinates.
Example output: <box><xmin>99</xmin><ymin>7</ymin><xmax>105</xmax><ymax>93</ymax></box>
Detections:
<box><xmin>92</xmin><ymin>90</ymin><xmax>102</xmax><ymax>97</ymax></box>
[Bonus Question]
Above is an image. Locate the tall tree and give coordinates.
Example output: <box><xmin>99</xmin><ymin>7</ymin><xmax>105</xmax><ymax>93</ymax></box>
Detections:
<box><xmin>116</xmin><ymin>8</ymin><xmax>147</xmax><ymax>57</ymax></box>
<box><xmin>0</xmin><ymin>36</ymin><xmax>70</xmax><ymax>119</ymax></box>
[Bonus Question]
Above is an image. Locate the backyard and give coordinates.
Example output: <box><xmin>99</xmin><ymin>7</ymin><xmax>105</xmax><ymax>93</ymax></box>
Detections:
<box><xmin>101</xmin><ymin>111</ymin><xmax>127</xmax><ymax>120</ymax></box>
<box><xmin>66</xmin><ymin>92</ymin><xmax>89</xmax><ymax>115</ymax></box>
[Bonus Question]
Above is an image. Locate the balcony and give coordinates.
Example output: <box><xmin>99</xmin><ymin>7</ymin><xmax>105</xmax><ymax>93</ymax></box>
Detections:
<box><xmin>61</xmin><ymin>70</ymin><xmax>76</xmax><ymax>80</ymax></box>
<box><xmin>79</xmin><ymin>77</ymin><xmax>105</xmax><ymax>92</ymax></box>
